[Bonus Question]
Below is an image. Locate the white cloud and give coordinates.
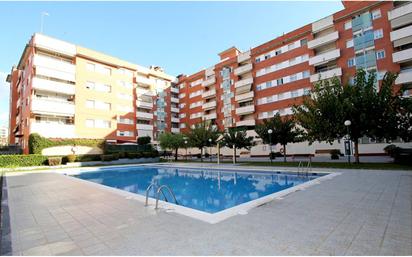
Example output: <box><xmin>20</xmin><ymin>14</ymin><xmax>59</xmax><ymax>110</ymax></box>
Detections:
<box><xmin>0</xmin><ymin>71</ymin><xmax>10</xmax><ymax>128</ymax></box>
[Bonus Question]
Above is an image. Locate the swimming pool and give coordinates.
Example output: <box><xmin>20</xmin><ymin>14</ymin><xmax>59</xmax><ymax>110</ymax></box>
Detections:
<box><xmin>72</xmin><ymin>165</ymin><xmax>329</xmax><ymax>218</ymax></box>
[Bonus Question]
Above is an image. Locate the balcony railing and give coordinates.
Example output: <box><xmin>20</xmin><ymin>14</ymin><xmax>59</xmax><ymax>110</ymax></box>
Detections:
<box><xmin>170</xmin><ymin>87</ymin><xmax>179</xmax><ymax>93</ymax></box>
<box><xmin>396</xmin><ymin>69</ymin><xmax>412</xmax><ymax>84</ymax></box>
<box><xmin>171</xmin><ymin>97</ymin><xmax>179</xmax><ymax>103</ymax></box>
<box><xmin>171</xmin><ymin>127</ymin><xmax>180</xmax><ymax>133</ymax></box>
<box><xmin>137</xmin><ymin>124</ymin><xmax>153</xmax><ymax>131</ymax></box>
<box><xmin>136</xmin><ymin>111</ymin><xmax>153</xmax><ymax>120</ymax></box>
<box><xmin>388</xmin><ymin>2</ymin><xmax>412</xmax><ymax>29</ymax></box>
<box><xmin>308</xmin><ymin>31</ymin><xmax>339</xmax><ymax>49</ymax></box>
<box><xmin>135</xmin><ymin>76</ymin><xmax>154</xmax><ymax>87</ymax></box>
<box><xmin>171</xmin><ymin>107</ymin><xmax>179</xmax><ymax>113</ymax></box>
<box><xmin>236</xmin><ymin>105</ymin><xmax>255</xmax><ymax>116</ymax></box>
<box><xmin>202</xmin><ymin>100</ymin><xmax>217</xmax><ymax>111</ymax></box>
<box><xmin>136</xmin><ymin>100</ymin><xmax>153</xmax><ymax>109</ymax></box>
<box><xmin>352</xmin><ymin>13</ymin><xmax>372</xmax><ymax>32</ymax></box>
<box><xmin>354</xmin><ymin>31</ymin><xmax>374</xmax><ymax>51</ymax></box>
<box><xmin>236</xmin><ymin>119</ymin><xmax>256</xmax><ymax>127</ymax></box>
<box><xmin>31</xmin><ymin>123</ymin><xmax>75</xmax><ymax>138</ymax></box>
<box><xmin>34</xmin><ymin>34</ymin><xmax>76</xmax><ymax>57</ymax></box>
<box><xmin>202</xmin><ymin>89</ymin><xmax>216</xmax><ymax>99</ymax></box>
<box><xmin>238</xmin><ymin>50</ymin><xmax>251</xmax><ymax>63</ymax></box>
<box><xmin>202</xmin><ymin>77</ymin><xmax>216</xmax><ymax>87</ymax></box>
<box><xmin>235</xmin><ymin>91</ymin><xmax>254</xmax><ymax>103</ymax></box>
<box><xmin>32</xmin><ymin>77</ymin><xmax>75</xmax><ymax>95</ymax></box>
<box><xmin>312</xmin><ymin>15</ymin><xmax>333</xmax><ymax>33</ymax></box>
<box><xmin>390</xmin><ymin>24</ymin><xmax>412</xmax><ymax>47</ymax></box>
<box><xmin>309</xmin><ymin>49</ymin><xmax>340</xmax><ymax>66</ymax></box>
<box><xmin>33</xmin><ymin>55</ymin><xmax>76</xmax><ymax>82</ymax></box>
<box><xmin>136</xmin><ymin>88</ymin><xmax>155</xmax><ymax>97</ymax></box>
<box><xmin>31</xmin><ymin>98</ymin><xmax>75</xmax><ymax>116</ymax></box>
<box><xmin>235</xmin><ymin>77</ymin><xmax>253</xmax><ymax>88</ymax></box>
<box><xmin>234</xmin><ymin>63</ymin><xmax>253</xmax><ymax>76</ymax></box>
<box><xmin>171</xmin><ymin>117</ymin><xmax>179</xmax><ymax>123</ymax></box>
<box><xmin>310</xmin><ymin>67</ymin><xmax>342</xmax><ymax>83</ymax></box>
<box><xmin>393</xmin><ymin>48</ymin><xmax>412</xmax><ymax>63</ymax></box>
<box><xmin>355</xmin><ymin>52</ymin><xmax>377</xmax><ymax>69</ymax></box>
<box><xmin>204</xmin><ymin>113</ymin><xmax>217</xmax><ymax>120</ymax></box>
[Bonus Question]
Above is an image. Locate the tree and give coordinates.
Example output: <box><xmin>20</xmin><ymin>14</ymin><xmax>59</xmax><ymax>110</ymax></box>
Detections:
<box><xmin>137</xmin><ymin>136</ymin><xmax>151</xmax><ymax>145</ymax></box>
<box><xmin>255</xmin><ymin>114</ymin><xmax>302</xmax><ymax>162</ymax></box>
<box><xmin>158</xmin><ymin>133</ymin><xmax>185</xmax><ymax>161</ymax></box>
<box><xmin>294</xmin><ymin>70</ymin><xmax>405</xmax><ymax>163</ymax></box>
<box><xmin>186</xmin><ymin>120</ymin><xmax>220</xmax><ymax>162</ymax></box>
<box><xmin>220</xmin><ymin>128</ymin><xmax>255</xmax><ymax>164</ymax></box>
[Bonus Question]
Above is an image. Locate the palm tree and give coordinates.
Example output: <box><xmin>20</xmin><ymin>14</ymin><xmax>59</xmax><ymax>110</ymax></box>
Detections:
<box><xmin>186</xmin><ymin>120</ymin><xmax>220</xmax><ymax>162</ymax></box>
<box><xmin>255</xmin><ymin>114</ymin><xmax>302</xmax><ymax>162</ymax></box>
<box><xmin>220</xmin><ymin>127</ymin><xmax>255</xmax><ymax>164</ymax></box>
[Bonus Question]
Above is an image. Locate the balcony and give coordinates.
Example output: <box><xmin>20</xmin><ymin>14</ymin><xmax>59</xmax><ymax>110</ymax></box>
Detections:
<box><xmin>204</xmin><ymin>113</ymin><xmax>217</xmax><ymax>120</ymax></box>
<box><xmin>202</xmin><ymin>77</ymin><xmax>216</xmax><ymax>87</ymax></box>
<box><xmin>388</xmin><ymin>2</ymin><xmax>412</xmax><ymax>29</ymax></box>
<box><xmin>396</xmin><ymin>70</ymin><xmax>412</xmax><ymax>84</ymax></box>
<box><xmin>136</xmin><ymin>88</ymin><xmax>155</xmax><ymax>97</ymax></box>
<box><xmin>31</xmin><ymin>123</ymin><xmax>75</xmax><ymax>138</ymax></box>
<box><xmin>352</xmin><ymin>13</ymin><xmax>372</xmax><ymax>32</ymax></box>
<box><xmin>170</xmin><ymin>87</ymin><xmax>179</xmax><ymax>93</ymax></box>
<box><xmin>33</xmin><ymin>55</ymin><xmax>76</xmax><ymax>82</ymax></box>
<box><xmin>234</xmin><ymin>63</ymin><xmax>253</xmax><ymax>76</ymax></box>
<box><xmin>136</xmin><ymin>111</ymin><xmax>153</xmax><ymax>120</ymax></box>
<box><xmin>310</xmin><ymin>67</ymin><xmax>342</xmax><ymax>83</ymax></box>
<box><xmin>238</xmin><ymin>50</ymin><xmax>251</xmax><ymax>63</ymax></box>
<box><xmin>171</xmin><ymin>107</ymin><xmax>179</xmax><ymax>113</ymax></box>
<box><xmin>202</xmin><ymin>100</ymin><xmax>217</xmax><ymax>111</ymax></box>
<box><xmin>33</xmin><ymin>33</ymin><xmax>76</xmax><ymax>57</ymax></box>
<box><xmin>236</xmin><ymin>119</ymin><xmax>256</xmax><ymax>127</ymax></box>
<box><xmin>31</xmin><ymin>98</ymin><xmax>75</xmax><ymax>116</ymax></box>
<box><xmin>202</xmin><ymin>89</ymin><xmax>216</xmax><ymax>99</ymax></box>
<box><xmin>236</xmin><ymin>105</ymin><xmax>255</xmax><ymax>116</ymax></box>
<box><xmin>235</xmin><ymin>77</ymin><xmax>253</xmax><ymax>88</ymax></box>
<box><xmin>171</xmin><ymin>117</ymin><xmax>179</xmax><ymax>123</ymax></box>
<box><xmin>171</xmin><ymin>127</ymin><xmax>180</xmax><ymax>133</ymax></box>
<box><xmin>354</xmin><ymin>31</ymin><xmax>375</xmax><ymax>51</ymax></box>
<box><xmin>135</xmin><ymin>76</ymin><xmax>154</xmax><ymax>87</ymax></box>
<box><xmin>393</xmin><ymin>48</ymin><xmax>412</xmax><ymax>63</ymax></box>
<box><xmin>309</xmin><ymin>49</ymin><xmax>340</xmax><ymax>66</ymax></box>
<box><xmin>235</xmin><ymin>91</ymin><xmax>254</xmax><ymax>103</ymax></box>
<box><xmin>355</xmin><ymin>52</ymin><xmax>377</xmax><ymax>69</ymax></box>
<box><xmin>171</xmin><ymin>97</ymin><xmax>179</xmax><ymax>103</ymax></box>
<box><xmin>136</xmin><ymin>100</ymin><xmax>153</xmax><ymax>109</ymax></box>
<box><xmin>390</xmin><ymin>24</ymin><xmax>412</xmax><ymax>47</ymax></box>
<box><xmin>312</xmin><ymin>15</ymin><xmax>333</xmax><ymax>33</ymax></box>
<box><xmin>308</xmin><ymin>31</ymin><xmax>339</xmax><ymax>49</ymax></box>
<box><xmin>32</xmin><ymin>77</ymin><xmax>75</xmax><ymax>95</ymax></box>
<box><xmin>137</xmin><ymin>124</ymin><xmax>153</xmax><ymax>131</ymax></box>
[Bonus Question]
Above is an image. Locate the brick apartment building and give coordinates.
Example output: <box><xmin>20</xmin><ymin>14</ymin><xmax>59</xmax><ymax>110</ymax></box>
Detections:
<box><xmin>6</xmin><ymin>0</ymin><xmax>412</xmax><ymax>155</ymax></box>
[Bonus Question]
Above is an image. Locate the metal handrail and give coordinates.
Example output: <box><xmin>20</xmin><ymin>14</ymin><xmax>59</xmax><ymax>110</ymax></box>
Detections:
<box><xmin>145</xmin><ymin>183</ymin><xmax>167</xmax><ymax>206</ymax></box>
<box><xmin>155</xmin><ymin>185</ymin><xmax>178</xmax><ymax>209</ymax></box>
<box><xmin>306</xmin><ymin>159</ymin><xmax>312</xmax><ymax>174</ymax></box>
<box><xmin>297</xmin><ymin>161</ymin><xmax>303</xmax><ymax>175</ymax></box>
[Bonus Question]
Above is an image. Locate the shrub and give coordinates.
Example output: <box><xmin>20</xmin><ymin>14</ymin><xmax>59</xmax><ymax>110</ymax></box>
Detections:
<box><xmin>48</xmin><ymin>157</ymin><xmax>62</xmax><ymax>166</ymax></box>
<box><xmin>119</xmin><ymin>152</ymin><xmax>126</xmax><ymax>159</ymax></box>
<box><xmin>75</xmin><ymin>154</ymin><xmax>101</xmax><ymax>162</ymax></box>
<box><xmin>137</xmin><ymin>136</ymin><xmax>151</xmax><ymax>145</ymax></box>
<box><xmin>126</xmin><ymin>152</ymin><xmax>140</xmax><ymax>159</ymax></box>
<box><xmin>100</xmin><ymin>154</ymin><xmax>115</xmax><ymax>162</ymax></box>
<box><xmin>330</xmin><ymin>149</ymin><xmax>341</xmax><ymax>160</ymax></box>
<box><xmin>112</xmin><ymin>153</ymin><xmax>120</xmax><ymax>160</ymax></box>
<box><xmin>29</xmin><ymin>133</ymin><xmax>104</xmax><ymax>154</ymax></box>
<box><xmin>0</xmin><ymin>154</ymin><xmax>48</xmax><ymax>168</ymax></box>
<box><xmin>67</xmin><ymin>154</ymin><xmax>76</xmax><ymax>163</ymax></box>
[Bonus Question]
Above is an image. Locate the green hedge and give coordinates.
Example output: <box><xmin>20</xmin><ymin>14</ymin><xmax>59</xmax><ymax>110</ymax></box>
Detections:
<box><xmin>104</xmin><ymin>144</ymin><xmax>153</xmax><ymax>154</ymax></box>
<box><xmin>29</xmin><ymin>133</ymin><xmax>104</xmax><ymax>154</ymax></box>
<box><xmin>0</xmin><ymin>154</ymin><xmax>48</xmax><ymax>168</ymax></box>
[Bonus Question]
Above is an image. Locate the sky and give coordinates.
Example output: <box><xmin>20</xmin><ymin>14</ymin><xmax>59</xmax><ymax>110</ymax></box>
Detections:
<box><xmin>0</xmin><ymin>1</ymin><xmax>344</xmax><ymax>128</ymax></box>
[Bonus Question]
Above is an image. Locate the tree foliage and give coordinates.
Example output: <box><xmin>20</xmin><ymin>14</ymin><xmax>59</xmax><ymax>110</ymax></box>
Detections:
<box><xmin>220</xmin><ymin>127</ymin><xmax>255</xmax><ymax>163</ymax></box>
<box><xmin>186</xmin><ymin>121</ymin><xmax>220</xmax><ymax>162</ymax></box>
<box><xmin>137</xmin><ymin>136</ymin><xmax>151</xmax><ymax>145</ymax></box>
<box><xmin>255</xmin><ymin>113</ymin><xmax>302</xmax><ymax>162</ymax></box>
<box><xmin>158</xmin><ymin>133</ymin><xmax>185</xmax><ymax>161</ymax></box>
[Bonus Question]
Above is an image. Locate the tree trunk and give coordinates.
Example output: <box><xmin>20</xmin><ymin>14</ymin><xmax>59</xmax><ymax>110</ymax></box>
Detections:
<box><xmin>200</xmin><ymin>148</ymin><xmax>203</xmax><ymax>162</ymax></box>
<box><xmin>354</xmin><ymin>140</ymin><xmax>360</xmax><ymax>164</ymax></box>
<box><xmin>175</xmin><ymin>148</ymin><xmax>178</xmax><ymax>161</ymax></box>
<box><xmin>283</xmin><ymin>144</ymin><xmax>287</xmax><ymax>163</ymax></box>
<box><xmin>233</xmin><ymin>146</ymin><xmax>236</xmax><ymax>164</ymax></box>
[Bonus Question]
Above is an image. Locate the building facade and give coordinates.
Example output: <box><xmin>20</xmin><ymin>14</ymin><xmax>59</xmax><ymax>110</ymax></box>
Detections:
<box><xmin>0</xmin><ymin>126</ymin><xmax>8</xmax><ymax>146</ymax></box>
<box><xmin>176</xmin><ymin>0</ymin><xmax>412</xmax><ymax>156</ymax></box>
<box><xmin>7</xmin><ymin>33</ymin><xmax>179</xmax><ymax>153</ymax></box>
<box><xmin>6</xmin><ymin>1</ymin><xmax>412</xmax><ymax>156</ymax></box>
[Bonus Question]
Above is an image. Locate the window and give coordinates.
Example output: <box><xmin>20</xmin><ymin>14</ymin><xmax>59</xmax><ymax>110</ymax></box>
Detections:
<box><xmin>117</xmin><ymin>131</ymin><xmax>133</xmax><ymax>137</ymax></box>
<box><xmin>344</xmin><ymin>21</ymin><xmax>352</xmax><ymax>30</ymax></box>
<box><xmin>255</xmin><ymin>57</ymin><xmax>261</xmax><ymax>63</ymax></box>
<box><xmin>376</xmin><ymin>49</ymin><xmax>385</xmax><ymax>60</ymax></box>
<box><xmin>303</xmin><ymin>70</ymin><xmax>310</xmax><ymax>78</ymax></box>
<box><xmin>374</xmin><ymin>29</ymin><xmax>383</xmax><ymax>39</ymax></box>
<box><xmin>372</xmin><ymin>9</ymin><xmax>381</xmax><ymax>20</ymax></box>
<box><xmin>96</xmin><ymin>101</ymin><xmax>111</xmax><ymax>110</ymax></box>
<box><xmin>95</xmin><ymin>120</ymin><xmax>111</xmax><ymax>128</ymax></box>
<box><xmin>275</xmin><ymin>49</ymin><xmax>282</xmax><ymax>56</ymax></box>
<box><xmin>300</xmin><ymin>39</ymin><xmax>308</xmax><ymax>46</ymax></box>
<box><xmin>266</xmin><ymin>81</ymin><xmax>272</xmax><ymax>87</ymax></box>
<box><xmin>290</xmin><ymin>74</ymin><xmax>298</xmax><ymax>82</ymax></box>
<box><xmin>86</xmin><ymin>63</ymin><xmax>95</xmax><ymax>72</ymax></box>
<box><xmin>346</xmin><ymin>39</ymin><xmax>354</xmax><ymax>48</ymax></box>
<box><xmin>85</xmin><ymin>119</ymin><xmax>94</xmax><ymax>128</ymax></box>
<box><xmin>95</xmin><ymin>83</ymin><xmax>111</xmax><ymax>93</ymax></box>
<box><xmin>291</xmin><ymin>90</ymin><xmax>299</xmax><ymax>98</ymax></box>
<box><xmin>276</xmin><ymin>78</ymin><xmax>283</xmax><ymax>85</ymax></box>
<box><xmin>347</xmin><ymin>58</ymin><xmax>356</xmax><ymax>67</ymax></box>
<box><xmin>264</xmin><ymin>54</ymin><xmax>271</xmax><ymax>60</ymax></box>
<box><xmin>86</xmin><ymin>100</ymin><xmax>94</xmax><ymax>108</ymax></box>
<box><xmin>85</xmin><ymin>81</ymin><xmax>95</xmax><ymax>90</ymax></box>
<box><xmin>287</xmin><ymin>43</ymin><xmax>294</xmax><ymax>50</ymax></box>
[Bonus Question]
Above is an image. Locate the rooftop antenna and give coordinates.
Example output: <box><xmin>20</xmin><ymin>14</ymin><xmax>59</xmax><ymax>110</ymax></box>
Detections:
<box><xmin>40</xmin><ymin>11</ymin><xmax>49</xmax><ymax>33</ymax></box>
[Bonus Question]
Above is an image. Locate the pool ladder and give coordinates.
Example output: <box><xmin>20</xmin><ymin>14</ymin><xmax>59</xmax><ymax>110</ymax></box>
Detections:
<box><xmin>145</xmin><ymin>183</ymin><xmax>178</xmax><ymax>209</ymax></box>
<box><xmin>297</xmin><ymin>160</ymin><xmax>311</xmax><ymax>176</ymax></box>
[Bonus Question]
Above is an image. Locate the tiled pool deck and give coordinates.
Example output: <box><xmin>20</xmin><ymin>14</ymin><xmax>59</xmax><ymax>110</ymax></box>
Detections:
<box><xmin>1</xmin><ymin>164</ymin><xmax>411</xmax><ymax>255</ymax></box>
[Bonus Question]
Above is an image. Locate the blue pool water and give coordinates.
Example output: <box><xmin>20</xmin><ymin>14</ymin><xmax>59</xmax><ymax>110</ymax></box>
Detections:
<box><xmin>74</xmin><ymin>166</ymin><xmax>324</xmax><ymax>213</ymax></box>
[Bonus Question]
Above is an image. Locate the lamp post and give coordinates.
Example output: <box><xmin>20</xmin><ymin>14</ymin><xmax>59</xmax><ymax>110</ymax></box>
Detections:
<box><xmin>184</xmin><ymin>140</ymin><xmax>188</xmax><ymax>162</ymax></box>
<box><xmin>268</xmin><ymin>129</ymin><xmax>273</xmax><ymax>164</ymax></box>
<box><xmin>208</xmin><ymin>138</ymin><xmax>212</xmax><ymax>162</ymax></box>
<box><xmin>344</xmin><ymin>120</ymin><xmax>351</xmax><ymax>164</ymax></box>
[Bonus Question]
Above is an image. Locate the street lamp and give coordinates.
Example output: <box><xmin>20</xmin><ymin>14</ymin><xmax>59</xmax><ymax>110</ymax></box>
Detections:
<box><xmin>184</xmin><ymin>140</ymin><xmax>188</xmax><ymax>162</ymax></box>
<box><xmin>208</xmin><ymin>138</ymin><xmax>212</xmax><ymax>162</ymax></box>
<box><xmin>344</xmin><ymin>120</ymin><xmax>351</xmax><ymax>164</ymax></box>
<box><xmin>268</xmin><ymin>129</ymin><xmax>273</xmax><ymax>164</ymax></box>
